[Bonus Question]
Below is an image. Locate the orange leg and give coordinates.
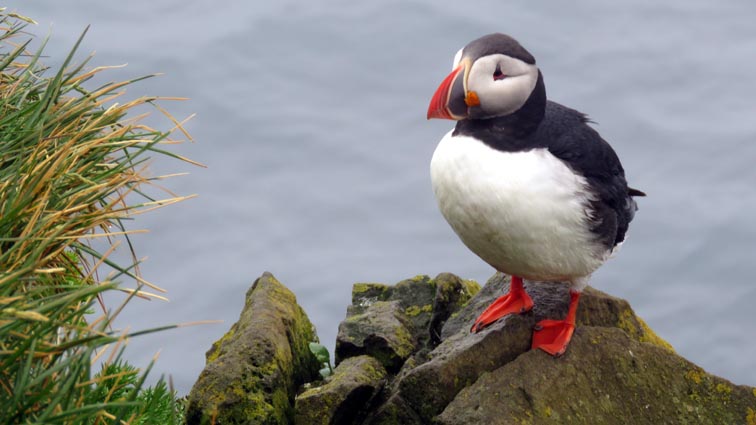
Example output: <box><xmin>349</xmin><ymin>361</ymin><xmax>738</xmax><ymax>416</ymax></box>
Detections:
<box><xmin>471</xmin><ymin>276</ymin><xmax>534</xmax><ymax>333</ymax></box>
<box><xmin>531</xmin><ymin>290</ymin><xmax>580</xmax><ymax>356</ymax></box>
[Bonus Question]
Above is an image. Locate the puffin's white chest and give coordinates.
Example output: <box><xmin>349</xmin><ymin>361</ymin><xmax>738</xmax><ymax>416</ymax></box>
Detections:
<box><xmin>430</xmin><ymin>131</ymin><xmax>606</xmax><ymax>282</ymax></box>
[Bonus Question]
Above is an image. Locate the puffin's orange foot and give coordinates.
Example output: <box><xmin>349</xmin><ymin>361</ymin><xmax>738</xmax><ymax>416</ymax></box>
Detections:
<box><xmin>532</xmin><ymin>289</ymin><xmax>581</xmax><ymax>356</ymax></box>
<box><xmin>471</xmin><ymin>276</ymin><xmax>533</xmax><ymax>333</ymax></box>
<box><xmin>532</xmin><ymin>319</ymin><xmax>575</xmax><ymax>356</ymax></box>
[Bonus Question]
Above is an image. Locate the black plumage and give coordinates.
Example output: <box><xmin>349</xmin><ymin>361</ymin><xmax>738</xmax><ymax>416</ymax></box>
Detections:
<box><xmin>460</xmin><ymin>33</ymin><xmax>536</xmax><ymax>65</ymax></box>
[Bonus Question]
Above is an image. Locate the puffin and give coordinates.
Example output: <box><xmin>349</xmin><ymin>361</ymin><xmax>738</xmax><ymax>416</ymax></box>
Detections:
<box><xmin>427</xmin><ymin>33</ymin><xmax>644</xmax><ymax>356</ymax></box>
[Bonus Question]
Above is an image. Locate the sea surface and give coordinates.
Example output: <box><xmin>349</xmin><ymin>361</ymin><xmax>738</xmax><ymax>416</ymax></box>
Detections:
<box><xmin>11</xmin><ymin>0</ymin><xmax>756</xmax><ymax>394</ymax></box>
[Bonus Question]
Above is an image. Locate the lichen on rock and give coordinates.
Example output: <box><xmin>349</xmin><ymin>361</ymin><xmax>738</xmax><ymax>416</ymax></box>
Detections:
<box><xmin>185</xmin><ymin>272</ymin><xmax>320</xmax><ymax>424</ymax></box>
<box><xmin>435</xmin><ymin>326</ymin><xmax>756</xmax><ymax>425</ymax></box>
<box><xmin>185</xmin><ymin>271</ymin><xmax>756</xmax><ymax>425</ymax></box>
<box><xmin>335</xmin><ymin>273</ymin><xmax>476</xmax><ymax>373</ymax></box>
<box><xmin>336</xmin><ymin>300</ymin><xmax>416</xmax><ymax>373</ymax></box>
<box><xmin>295</xmin><ymin>355</ymin><xmax>387</xmax><ymax>425</ymax></box>
<box><xmin>360</xmin><ymin>272</ymin><xmax>756</xmax><ymax>424</ymax></box>
<box><xmin>429</xmin><ymin>273</ymin><xmax>480</xmax><ymax>346</ymax></box>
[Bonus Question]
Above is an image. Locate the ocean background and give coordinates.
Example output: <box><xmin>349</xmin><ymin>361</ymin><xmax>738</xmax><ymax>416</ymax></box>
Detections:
<box><xmin>11</xmin><ymin>0</ymin><xmax>756</xmax><ymax>394</ymax></box>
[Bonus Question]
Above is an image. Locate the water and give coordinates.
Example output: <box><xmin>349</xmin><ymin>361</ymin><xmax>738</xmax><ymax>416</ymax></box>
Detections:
<box><xmin>11</xmin><ymin>0</ymin><xmax>756</xmax><ymax>394</ymax></box>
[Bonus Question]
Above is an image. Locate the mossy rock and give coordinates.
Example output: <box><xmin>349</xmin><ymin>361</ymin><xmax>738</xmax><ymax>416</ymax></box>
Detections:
<box><xmin>371</xmin><ymin>272</ymin><xmax>711</xmax><ymax>423</ymax></box>
<box><xmin>395</xmin><ymin>314</ymin><xmax>534</xmax><ymax>422</ymax></box>
<box><xmin>442</xmin><ymin>273</ymin><xmax>670</xmax><ymax>352</ymax></box>
<box><xmin>364</xmin><ymin>394</ymin><xmax>425</xmax><ymax>425</ymax></box>
<box><xmin>186</xmin><ymin>271</ymin><xmax>756</xmax><ymax>425</ymax></box>
<box><xmin>349</xmin><ymin>283</ymin><xmax>392</xmax><ymax>316</ymax></box>
<box><xmin>336</xmin><ymin>273</ymin><xmax>480</xmax><ymax>374</ymax></box>
<box><xmin>436</xmin><ymin>326</ymin><xmax>756</xmax><ymax>425</ymax></box>
<box><xmin>391</xmin><ymin>275</ymin><xmax>438</xmax><ymax>347</ymax></box>
<box><xmin>185</xmin><ymin>272</ymin><xmax>320</xmax><ymax>425</ymax></box>
<box><xmin>429</xmin><ymin>273</ymin><xmax>480</xmax><ymax>346</ymax></box>
<box><xmin>295</xmin><ymin>355</ymin><xmax>387</xmax><ymax>425</ymax></box>
<box><xmin>336</xmin><ymin>300</ymin><xmax>416</xmax><ymax>373</ymax></box>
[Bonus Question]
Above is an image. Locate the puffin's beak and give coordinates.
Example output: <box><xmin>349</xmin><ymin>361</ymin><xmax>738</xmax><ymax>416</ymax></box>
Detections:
<box><xmin>427</xmin><ymin>58</ymin><xmax>475</xmax><ymax>120</ymax></box>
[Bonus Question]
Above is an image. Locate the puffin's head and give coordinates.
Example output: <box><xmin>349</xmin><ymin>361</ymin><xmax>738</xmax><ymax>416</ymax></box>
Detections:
<box><xmin>427</xmin><ymin>33</ymin><xmax>541</xmax><ymax>121</ymax></box>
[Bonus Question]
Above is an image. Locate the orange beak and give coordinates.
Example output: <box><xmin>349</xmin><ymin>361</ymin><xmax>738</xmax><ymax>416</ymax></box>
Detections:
<box><xmin>427</xmin><ymin>65</ymin><xmax>464</xmax><ymax>120</ymax></box>
<box><xmin>427</xmin><ymin>58</ymin><xmax>478</xmax><ymax>120</ymax></box>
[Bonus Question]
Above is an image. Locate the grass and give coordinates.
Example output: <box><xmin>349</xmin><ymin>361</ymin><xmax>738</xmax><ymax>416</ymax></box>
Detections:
<box><xmin>0</xmin><ymin>9</ymin><xmax>197</xmax><ymax>424</ymax></box>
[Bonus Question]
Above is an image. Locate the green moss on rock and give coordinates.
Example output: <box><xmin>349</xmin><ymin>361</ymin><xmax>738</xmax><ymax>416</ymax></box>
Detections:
<box><xmin>461</xmin><ymin>279</ymin><xmax>481</xmax><ymax>297</ymax></box>
<box><xmin>295</xmin><ymin>355</ymin><xmax>387</xmax><ymax>424</ymax></box>
<box><xmin>352</xmin><ymin>283</ymin><xmax>391</xmax><ymax>300</ymax></box>
<box><xmin>336</xmin><ymin>300</ymin><xmax>417</xmax><ymax>372</ymax></box>
<box><xmin>338</xmin><ymin>274</ymin><xmax>465</xmax><ymax>372</ymax></box>
<box><xmin>205</xmin><ymin>327</ymin><xmax>235</xmax><ymax>364</ymax></box>
<box><xmin>185</xmin><ymin>272</ymin><xmax>320</xmax><ymax>424</ymax></box>
<box><xmin>636</xmin><ymin>316</ymin><xmax>675</xmax><ymax>351</ymax></box>
<box><xmin>436</xmin><ymin>327</ymin><xmax>756</xmax><ymax>425</ymax></box>
<box><xmin>404</xmin><ymin>304</ymin><xmax>433</xmax><ymax>317</ymax></box>
<box><xmin>189</xmin><ymin>270</ymin><xmax>755</xmax><ymax>425</ymax></box>
<box><xmin>429</xmin><ymin>273</ymin><xmax>480</xmax><ymax>345</ymax></box>
<box><xmin>747</xmin><ymin>407</ymin><xmax>756</xmax><ymax>425</ymax></box>
<box><xmin>615</xmin><ymin>308</ymin><xmax>675</xmax><ymax>352</ymax></box>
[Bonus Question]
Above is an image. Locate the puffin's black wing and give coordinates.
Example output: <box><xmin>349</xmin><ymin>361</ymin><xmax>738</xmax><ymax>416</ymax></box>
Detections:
<box><xmin>540</xmin><ymin>102</ymin><xmax>640</xmax><ymax>250</ymax></box>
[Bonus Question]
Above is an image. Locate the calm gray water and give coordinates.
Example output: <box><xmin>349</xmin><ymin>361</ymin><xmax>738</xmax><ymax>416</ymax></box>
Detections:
<box><xmin>13</xmin><ymin>0</ymin><xmax>756</xmax><ymax>394</ymax></box>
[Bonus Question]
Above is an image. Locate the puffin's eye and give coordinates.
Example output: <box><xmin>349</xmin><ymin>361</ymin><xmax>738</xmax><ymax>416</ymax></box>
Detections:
<box><xmin>493</xmin><ymin>64</ymin><xmax>506</xmax><ymax>81</ymax></box>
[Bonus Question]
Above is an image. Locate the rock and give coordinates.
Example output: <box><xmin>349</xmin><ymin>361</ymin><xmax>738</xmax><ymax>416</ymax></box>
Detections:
<box><xmin>335</xmin><ymin>300</ymin><xmax>415</xmax><ymax>373</ymax></box>
<box><xmin>436</xmin><ymin>326</ymin><xmax>756</xmax><ymax>425</ymax></box>
<box><xmin>347</xmin><ymin>283</ymin><xmax>392</xmax><ymax>317</ymax></box>
<box><xmin>365</xmin><ymin>394</ymin><xmax>425</xmax><ymax>425</ymax></box>
<box><xmin>360</xmin><ymin>272</ymin><xmax>752</xmax><ymax>424</ymax></box>
<box><xmin>185</xmin><ymin>272</ymin><xmax>320</xmax><ymax>425</ymax></box>
<box><xmin>394</xmin><ymin>314</ymin><xmax>533</xmax><ymax>421</ymax></box>
<box><xmin>439</xmin><ymin>272</ymin><xmax>510</xmax><ymax>339</ymax></box>
<box><xmin>441</xmin><ymin>273</ymin><xmax>671</xmax><ymax>352</ymax></box>
<box><xmin>388</xmin><ymin>275</ymin><xmax>439</xmax><ymax>348</ymax></box>
<box><xmin>186</xmin><ymin>271</ymin><xmax>756</xmax><ymax>425</ymax></box>
<box><xmin>336</xmin><ymin>274</ymin><xmax>478</xmax><ymax>373</ymax></box>
<box><xmin>295</xmin><ymin>355</ymin><xmax>387</xmax><ymax>425</ymax></box>
<box><xmin>429</xmin><ymin>273</ymin><xmax>480</xmax><ymax>346</ymax></box>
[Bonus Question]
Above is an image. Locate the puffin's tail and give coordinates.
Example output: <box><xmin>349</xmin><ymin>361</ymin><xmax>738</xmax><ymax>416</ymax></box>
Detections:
<box><xmin>628</xmin><ymin>187</ymin><xmax>646</xmax><ymax>197</ymax></box>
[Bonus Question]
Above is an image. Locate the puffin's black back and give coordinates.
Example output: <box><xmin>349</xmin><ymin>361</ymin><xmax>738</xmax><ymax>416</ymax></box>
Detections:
<box><xmin>455</xmin><ymin>101</ymin><xmax>639</xmax><ymax>250</ymax></box>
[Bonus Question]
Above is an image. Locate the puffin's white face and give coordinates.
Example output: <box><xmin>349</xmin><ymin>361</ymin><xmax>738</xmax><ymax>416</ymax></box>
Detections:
<box><xmin>428</xmin><ymin>34</ymin><xmax>541</xmax><ymax>121</ymax></box>
<box><xmin>465</xmin><ymin>54</ymin><xmax>539</xmax><ymax>119</ymax></box>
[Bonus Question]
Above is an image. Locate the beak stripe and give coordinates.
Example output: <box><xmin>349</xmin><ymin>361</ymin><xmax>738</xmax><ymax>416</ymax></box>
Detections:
<box><xmin>427</xmin><ymin>65</ymin><xmax>463</xmax><ymax>120</ymax></box>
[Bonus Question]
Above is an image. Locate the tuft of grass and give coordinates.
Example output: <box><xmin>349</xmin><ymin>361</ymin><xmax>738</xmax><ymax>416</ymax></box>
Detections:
<box><xmin>83</xmin><ymin>360</ymin><xmax>185</xmax><ymax>424</ymax></box>
<box><xmin>0</xmin><ymin>9</ymin><xmax>196</xmax><ymax>424</ymax></box>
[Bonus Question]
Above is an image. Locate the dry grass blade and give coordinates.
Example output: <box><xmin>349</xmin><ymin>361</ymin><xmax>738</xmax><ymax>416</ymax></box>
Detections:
<box><xmin>1</xmin><ymin>11</ymin><xmax>195</xmax><ymax>424</ymax></box>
